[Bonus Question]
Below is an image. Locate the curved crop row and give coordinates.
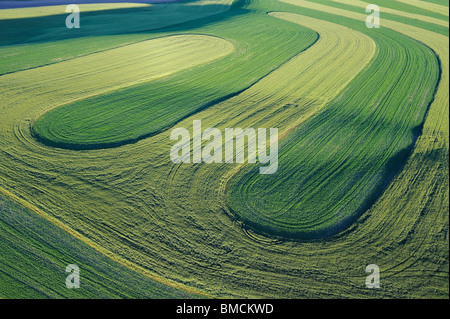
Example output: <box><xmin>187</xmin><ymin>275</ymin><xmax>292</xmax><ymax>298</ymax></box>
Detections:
<box><xmin>226</xmin><ymin>10</ymin><xmax>440</xmax><ymax>239</ymax></box>
<box><xmin>0</xmin><ymin>0</ymin><xmax>447</xmax><ymax>298</ymax></box>
<box><xmin>0</xmin><ymin>0</ymin><xmax>234</xmax><ymax>75</ymax></box>
<box><xmin>0</xmin><ymin>191</ymin><xmax>200</xmax><ymax>298</ymax></box>
<box><xmin>30</xmin><ymin>34</ymin><xmax>234</xmax><ymax>148</ymax></box>
<box><xmin>396</xmin><ymin>0</ymin><xmax>449</xmax><ymax>16</ymax></box>
<box><xmin>29</xmin><ymin>5</ymin><xmax>317</xmax><ymax>149</ymax></box>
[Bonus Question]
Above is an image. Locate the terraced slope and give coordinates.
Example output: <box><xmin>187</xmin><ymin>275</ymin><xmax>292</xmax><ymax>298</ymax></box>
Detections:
<box><xmin>0</xmin><ymin>0</ymin><xmax>447</xmax><ymax>299</ymax></box>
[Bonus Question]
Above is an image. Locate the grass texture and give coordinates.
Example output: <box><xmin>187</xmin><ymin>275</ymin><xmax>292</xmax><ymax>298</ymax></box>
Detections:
<box><xmin>0</xmin><ymin>0</ymin><xmax>447</xmax><ymax>298</ymax></box>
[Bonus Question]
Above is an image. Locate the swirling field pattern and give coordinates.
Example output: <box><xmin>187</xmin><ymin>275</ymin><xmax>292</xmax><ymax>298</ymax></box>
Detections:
<box><xmin>0</xmin><ymin>0</ymin><xmax>448</xmax><ymax>298</ymax></box>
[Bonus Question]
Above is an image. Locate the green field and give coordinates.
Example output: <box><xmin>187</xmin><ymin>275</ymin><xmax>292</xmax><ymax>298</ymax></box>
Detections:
<box><xmin>0</xmin><ymin>191</ymin><xmax>201</xmax><ymax>298</ymax></box>
<box><xmin>226</xmin><ymin>10</ymin><xmax>440</xmax><ymax>239</ymax></box>
<box><xmin>0</xmin><ymin>0</ymin><xmax>448</xmax><ymax>298</ymax></box>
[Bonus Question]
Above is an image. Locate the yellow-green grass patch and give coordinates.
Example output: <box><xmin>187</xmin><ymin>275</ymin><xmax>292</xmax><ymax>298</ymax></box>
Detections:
<box><xmin>1</xmin><ymin>34</ymin><xmax>233</xmax><ymax>130</ymax></box>
<box><xmin>396</xmin><ymin>0</ymin><xmax>449</xmax><ymax>16</ymax></box>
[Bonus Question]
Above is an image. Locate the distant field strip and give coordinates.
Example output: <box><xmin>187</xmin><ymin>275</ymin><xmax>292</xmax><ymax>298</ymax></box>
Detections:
<box><xmin>0</xmin><ymin>7</ymin><xmax>378</xmax><ymax>297</ymax></box>
<box><xmin>279</xmin><ymin>0</ymin><xmax>448</xmax><ymax>140</ymax></box>
<box><xmin>0</xmin><ymin>191</ymin><xmax>199</xmax><ymax>298</ymax></box>
<box><xmin>0</xmin><ymin>0</ymin><xmax>234</xmax><ymax>19</ymax></box>
<box><xmin>0</xmin><ymin>3</ymin><xmax>152</xmax><ymax>19</ymax></box>
<box><xmin>396</xmin><ymin>0</ymin><xmax>449</xmax><ymax>16</ymax></box>
<box><xmin>0</xmin><ymin>0</ymin><xmax>235</xmax><ymax>75</ymax></box>
<box><xmin>331</xmin><ymin>0</ymin><xmax>449</xmax><ymax>27</ymax></box>
<box><xmin>1</xmin><ymin>34</ymin><xmax>233</xmax><ymax>134</ymax></box>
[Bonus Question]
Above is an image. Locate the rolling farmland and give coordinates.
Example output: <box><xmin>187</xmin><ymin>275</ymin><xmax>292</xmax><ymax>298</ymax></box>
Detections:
<box><xmin>0</xmin><ymin>0</ymin><xmax>448</xmax><ymax>299</ymax></box>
